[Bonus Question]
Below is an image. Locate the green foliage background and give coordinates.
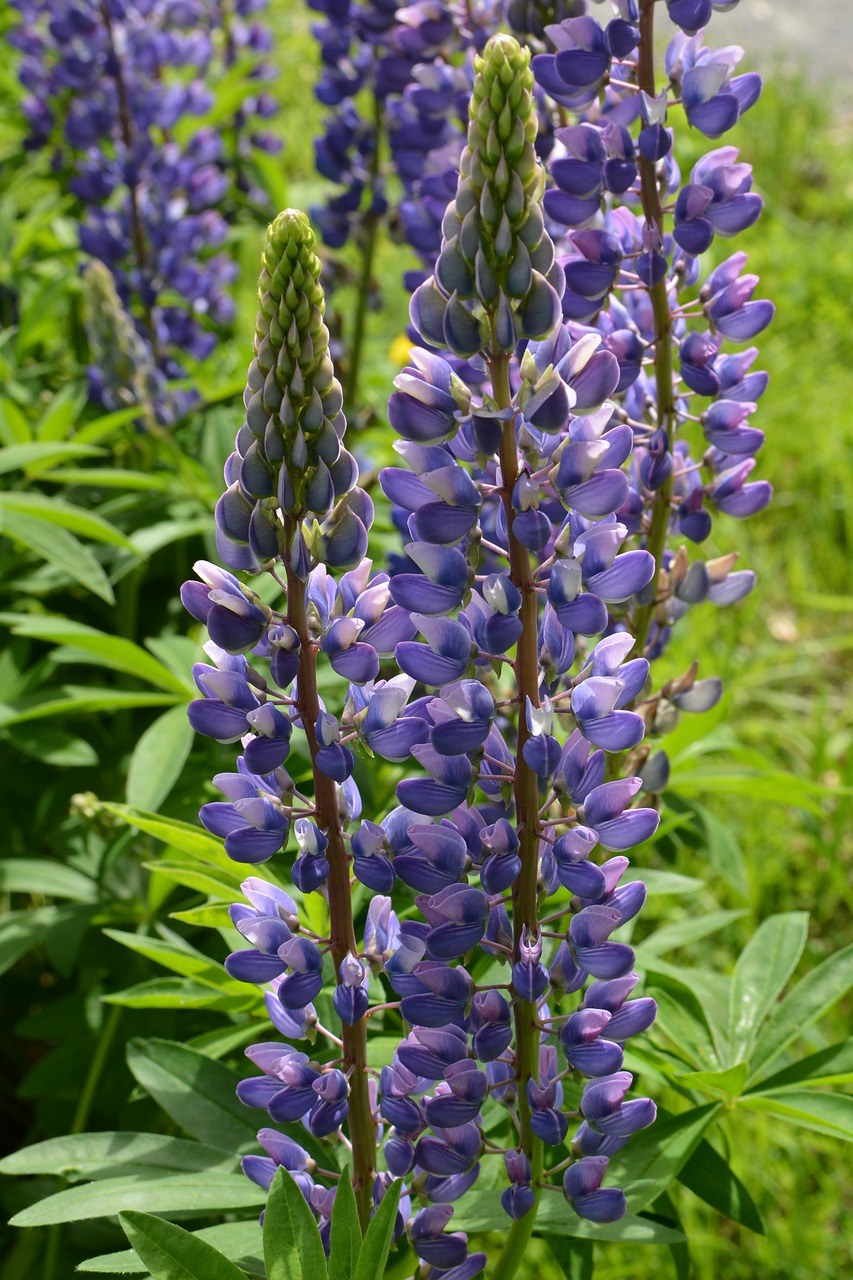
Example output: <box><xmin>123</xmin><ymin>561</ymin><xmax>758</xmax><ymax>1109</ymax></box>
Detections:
<box><xmin>0</xmin><ymin>3</ymin><xmax>850</xmax><ymax>1279</ymax></box>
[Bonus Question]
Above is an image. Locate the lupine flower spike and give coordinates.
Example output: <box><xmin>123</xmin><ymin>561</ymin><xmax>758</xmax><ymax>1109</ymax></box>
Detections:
<box><xmin>181</xmin><ymin>5</ymin><xmax>770</xmax><ymax>1275</ymax></box>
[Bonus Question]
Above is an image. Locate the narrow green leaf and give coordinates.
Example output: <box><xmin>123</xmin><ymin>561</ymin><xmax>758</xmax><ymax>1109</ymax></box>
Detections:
<box><xmin>0</xmin><ymin>491</ymin><xmax>135</xmax><ymax>549</ymax></box>
<box><xmin>9</xmin><ymin>1173</ymin><xmax>264</xmax><ymax>1227</ymax></box>
<box><xmin>746</xmin><ymin>1040</ymin><xmax>853</xmax><ymax>1094</ymax></box>
<box><xmin>34</xmin><ymin>384</ymin><xmax>87</xmax><ymax>441</ymax></box>
<box><xmin>0</xmin><ymin>688</ymin><xmax>177</xmax><ymax>726</ymax></box>
<box><xmin>624</xmin><ymin>869</ymin><xmax>703</xmax><ymax>896</ymax></box>
<box><xmin>168</xmin><ymin>905</ymin><xmax>234</xmax><ymax>930</ymax></box>
<box><xmin>264</xmin><ymin>1168</ymin><xmax>328</xmax><ymax>1280</ymax></box>
<box><xmin>748</xmin><ymin>945</ymin><xmax>853</xmax><ymax>1083</ymax></box>
<box><xmin>737</xmin><ymin>1090</ymin><xmax>853</xmax><ymax>1141</ymax></box>
<box><xmin>79</xmin><ymin>1222</ymin><xmax>263</xmax><ymax>1275</ymax></box>
<box><xmin>328</xmin><ymin>1169</ymin><xmax>361</xmax><ymax>1280</ymax></box>
<box><xmin>40</xmin><ymin>465</ymin><xmax>177</xmax><ymax>491</ymax></box>
<box><xmin>126</xmin><ymin>1039</ymin><xmax>258</xmax><ymax>1153</ymax></box>
<box><xmin>146</xmin><ymin>862</ymin><xmax>242</xmax><ymax>899</ymax></box>
<box><xmin>637</xmin><ymin>910</ymin><xmax>747</xmax><ymax>959</ymax></box>
<box><xmin>453</xmin><ymin>1191</ymin><xmax>685</xmax><ymax>1243</ymax></box>
<box><xmin>0</xmin><ymin>906</ymin><xmax>59</xmax><ymax>976</ymax></box>
<box><xmin>104</xmin><ymin>929</ymin><xmax>241</xmax><ymax>991</ymax></box>
<box><xmin>545</xmin><ymin>1236</ymin><xmax>593</xmax><ymax>1280</ymax></box>
<box><xmin>104</xmin><ymin>977</ymin><xmax>260</xmax><ymax>1012</ymax></box>
<box><xmin>119</xmin><ymin>1211</ymin><xmax>249</xmax><ymax>1280</ymax></box>
<box><xmin>127</xmin><ymin>704</ymin><xmax>194</xmax><ymax>812</ymax></box>
<box><xmin>676</xmin><ymin>1063</ymin><xmax>748</xmax><ymax>1100</ymax></box>
<box><xmin>2</xmin><ymin>723</ymin><xmax>98</xmax><ymax>766</ymax></box>
<box><xmin>0</xmin><ymin>1132</ymin><xmax>237</xmax><ymax>1179</ymax></box>
<box><xmin>352</xmin><ymin>1179</ymin><xmax>402</xmax><ymax>1280</ymax></box>
<box><xmin>726</xmin><ymin>912</ymin><xmax>809</xmax><ymax>1064</ymax></box>
<box><xmin>0</xmin><ymin>858</ymin><xmax>95</xmax><ymax>901</ymax></box>
<box><xmin>0</xmin><ymin>508</ymin><xmax>115</xmax><ymax>602</ymax></box>
<box><xmin>4</xmin><ymin>615</ymin><xmax>190</xmax><ymax>694</ymax></box>
<box><xmin>678</xmin><ymin>1138</ymin><xmax>764</xmax><ymax>1233</ymax></box>
<box><xmin>103</xmin><ymin>804</ymin><xmax>231</xmax><ymax>867</ymax></box>
<box><xmin>0</xmin><ymin>441</ymin><xmax>105</xmax><ymax>475</ymax></box>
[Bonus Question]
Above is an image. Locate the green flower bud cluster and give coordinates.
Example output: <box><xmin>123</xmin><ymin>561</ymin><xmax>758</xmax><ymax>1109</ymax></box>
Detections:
<box><xmin>410</xmin><ymin>34</ymin><xmax>564</xmax><ymax>360</ymax></box>
<box><xmin>82</xmin><ymin>261</ymin><xmax>162</xmax><ymax>429</ymax></box>
<box><xmin>216</xmin><ymin>210</ymin><xmax>371</xmax><ymax>578</ymax></box>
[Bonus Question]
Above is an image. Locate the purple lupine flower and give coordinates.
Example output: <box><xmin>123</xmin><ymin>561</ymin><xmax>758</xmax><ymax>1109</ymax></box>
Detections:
<box><xmin>10</xmin><ymin>1</ymin><xmax>276</xmax><ymax>419</ymax></box>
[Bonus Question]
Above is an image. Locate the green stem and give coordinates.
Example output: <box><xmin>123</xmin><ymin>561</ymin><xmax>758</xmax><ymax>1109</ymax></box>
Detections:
<box><xmin>71</xmin><ymin>1004</ymin><xmax>123</xmax><ymax>1134</ymax></box>
<box><xmin>285</xmin><ymin>563</ymin><xmax>375</xmax><ymax>1230</ymax></box>
<box><xmin>98</xmin><ymin>1</ymin><xmax>158</xmax><ymax>353</ymax></box>
<box><xmin>43</xmin><ymin>1004</ymin><xmax>122</xmax><ymax>1280</ymax></box>
<box><xmin>490</xmin><ymin>351</ymin><xmax>545</xmax><ymax>1280</ymax></box>
<box><xmin>630</xmin><ymin>0</ymin><xmax>676</xmax><ymax>656</ymax></box>
<box><xmin>346</xmin><ymin>97</ymin><xmax>383</xmax><ymax>418</ymax></box>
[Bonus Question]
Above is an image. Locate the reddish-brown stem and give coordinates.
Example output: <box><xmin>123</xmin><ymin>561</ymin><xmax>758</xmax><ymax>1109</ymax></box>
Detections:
<box><xmin>284</xmin><ymin>559</ymin><xmax>375</xmax><ymax>1229</ymax></box>
<box><xmin>630</xmin><ymin>0</ymin><xmax>677</xmax><ymax>655</ymax></box>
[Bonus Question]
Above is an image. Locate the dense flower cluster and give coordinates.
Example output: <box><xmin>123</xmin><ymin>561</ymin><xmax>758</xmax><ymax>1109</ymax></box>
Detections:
<box><xmin>178</xmin><ymin>0</ymin><xmax>770</xmax><ymax>1271</ymax></box>
<box><xmin>9</xmin><ymin>0</ymin><xmax>280</xmax><ymax>421</ymax></box>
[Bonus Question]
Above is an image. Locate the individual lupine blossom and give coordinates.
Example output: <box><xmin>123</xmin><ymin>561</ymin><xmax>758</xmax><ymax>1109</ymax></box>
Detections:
<box><xmin>9</xmin><ymin>1</ymin><xmax>277</xmax><ymax>418</ymax></box>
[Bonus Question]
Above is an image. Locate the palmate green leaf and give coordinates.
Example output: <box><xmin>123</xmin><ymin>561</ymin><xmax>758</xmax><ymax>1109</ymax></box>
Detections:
<box><xmin>0</xmin><ymin>507</ymin><xmax>115</xmax><ymax>602</ymax></box>
<box><xmin>608</xmin><ymin>1105</ymin><xmax>721</xmax><ymax>1213</ymax></box>
<box><xmin>264</xmin><ymin>1168</ymin><xmax>328</xmax><ymax>1280</ymax></box>
<box><xmin>126</xmin><ymin>704</ymin><xmax>195</xmax><ymax>811</ymax></box>
<box><xmin>747</xmin><ymin>944</ymin><xmax>853</xmax><ymax>1084</ymax></box>
<box><xmin>80</xmin><ymin>1222</ymin><xmax>263</xmax><ymax>1275</ymax></box>
<box><xmin>2</xmin><ymin>615</ymin><xmax>191</xmax><ymax>694</ymax></box>
<box><xmin>119</xmin><ymin>1211</ymin><xmax>250</xmax><ymax>1280</ymax></box>
<box><xmin>725</xmin><ymin>911</ymin><xmax>809</xmax><ymax>1065</ymax></box>
<box><xmin>0</xmin><ymin>857</ymin><xmax>95</xmax><ymax>901</ymax></box>
<box><xmin>126</xmin><ymin>1039</ymin><xmax>258</xmax><ymax>1153</ymax></box>
<box><xmin>737</xmin><ymin>1090</ymin><xmax>853</xmax><ymax>1140</ymax></box>
<box><xmin>0</xmin><ymin>491</ymin><xmax>136</xmax><ymax>548</ymax></box>
<box><xmin>746</xmin><ymin>1039</ymin><xmax>853</xmax><ymax>1094</ymax></box>
<box><xmin>0</xmin><ymin>1132</ymin><xmax>238</xmax><ymax>1180</ymax></box>
<box><xmin>643</xmin><ymin>977</ymin><xmax>720</xmax><ymax>1071</ymax></box>
<box><xmin>328</xmin><ymin>1170</ymin><xmax>361</xmax><ymax>1280</ymax></box>
<box><xmin>352</xmin><ymin>1178</ymin><xmax>402</xmax><ymax>1280</ymax></box>
<box><xmin>104</xmin><ymin>977</ymin><xmax>261</xmax><ymax>1013</ymax></box>
<box><xmin>9</xmin><ymin>1173</ymin><xmax>265</xmax><ymax>1227</ymax></box>
<box><xmin>677</xmin><ymin>1137</ymin><xmax>764</xmax><ymax>1233</ymax></box>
